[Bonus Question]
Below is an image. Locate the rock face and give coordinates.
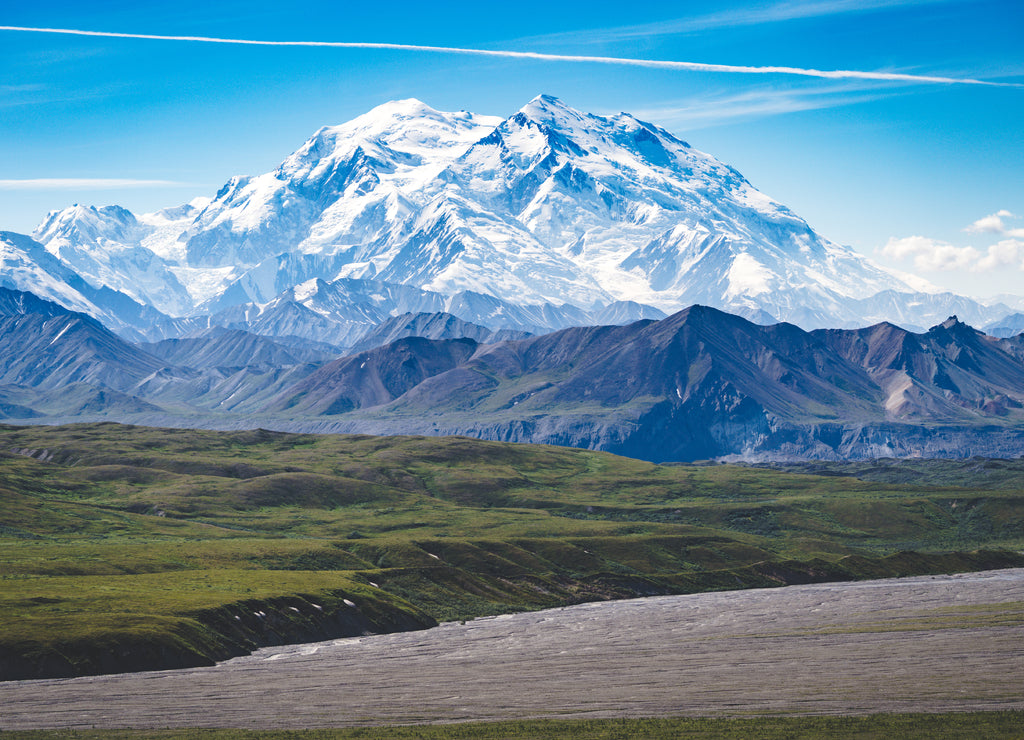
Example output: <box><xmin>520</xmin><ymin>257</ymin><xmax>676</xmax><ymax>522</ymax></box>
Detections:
<box><xmin>0</xmin><ymin>312</ymin><xmax>161</xmax><ymax>392</ymax></box>
<box><xmin>269</xmin><ymin>337</ymin><xmax>482</xmax><ymax>416</ymax></box>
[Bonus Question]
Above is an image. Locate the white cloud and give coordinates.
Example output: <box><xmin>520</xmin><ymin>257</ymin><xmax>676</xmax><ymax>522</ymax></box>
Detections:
<box><xmin>977</xmin><ymin>239</ymin><xmax>1024</xmax><ymax>271</ymax></box>
<box><xmin>0</xmin><ymin>25</ymin><xmax>1018</xmax><ymax>87</ymax></box>
<box><xmin>0</xmin><ymin>178</ymin><xmax>195</xmax><ymax>190</ymax></box>
<box><xmin>882</xmin><ymin>211</ymin><xmax>1024</xmax><ymax>278</ymax></box>
<box><xmin>965</xmin><ymin>210</ymin><xmax>1024</xmax><ymax>238</ymax></box>
<box><xmin>879</xmin><ymin>235</ymin><xmax>1024</xmax><ymax>273</ymax></box>
<box><xmin>966</xmin><ymin>213</ymin><xmax>1006</xmax><ymax>233</ymax></box>
<box><xmin>880</xmin><ymin>236</ymin><xmax>979</xmax><ymax>271</ymax></box>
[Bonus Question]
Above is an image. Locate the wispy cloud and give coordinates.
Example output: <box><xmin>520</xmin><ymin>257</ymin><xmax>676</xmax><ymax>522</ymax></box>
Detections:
<box><xmin>0</xmin><ymin>84</ymin><xmax>46</xmax><ymax>94</ymax></box>
<box><xmin>625</xmin><ymin>85</ymin><xmax>883</xmax><ymax>130</ymax></box>
<box><xmin>561</xmin><ymin>0</ymin><xmax>956</xmax><ymax>42</ymax></box>
<box><xmin>683</xmin><ymin>0</ymin><xmax>953</xmax><ymax>30</ymax></box>
<box><xmin>0</xmin><ymin>25</ymin><xmax>1017</xmax><ymax>88</ymax></box>
<box><xmin>0</xmin><ymin>83</ymin><xmax>47</xmax><ymax>108</ymax></box>
<box><xmin>512</xmin><ymin>0</ymin><xmax>957</xmax><ymax>47</ymax></box>
<box><xmin>0</xmin><ymin>178</ymin><xmax>196</xmax><ymax>190</ymax></box>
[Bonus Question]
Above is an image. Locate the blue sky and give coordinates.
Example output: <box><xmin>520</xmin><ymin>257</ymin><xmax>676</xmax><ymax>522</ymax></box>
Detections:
<box><xmin>2</xmin><ymin>0</ymin><xmax>1023</xmax><ymax>297</ymax></box>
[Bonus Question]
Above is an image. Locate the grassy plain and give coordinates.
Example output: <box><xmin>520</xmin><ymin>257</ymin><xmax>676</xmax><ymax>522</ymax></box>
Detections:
<box><xmin>2</xmin><ymin>422</ymin><xmax>1023</xmax><ymax>680</ymax></box>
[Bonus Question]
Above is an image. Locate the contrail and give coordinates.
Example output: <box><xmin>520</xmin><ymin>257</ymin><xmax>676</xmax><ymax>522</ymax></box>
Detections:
<box><xmin>1</xmin><ymin>25</ymin><xmax>1017</xmax><ymax>87</ymax></box>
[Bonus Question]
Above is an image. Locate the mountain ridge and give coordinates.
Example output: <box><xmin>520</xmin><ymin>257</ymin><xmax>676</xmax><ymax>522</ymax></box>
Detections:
<box><xmin>2</xmin><ymin>286</ymin><xmax>1020</xmax><ymax>462</ymax></box>
<box><xmin>16</xmin><ymin>95</ymin><xmax>1018</xmax><ymax>339</ymax></box>
<box><xmin>5</xmin><ymin>97</ymin><xmax>1024</xmax><ymax>461</ymax></box>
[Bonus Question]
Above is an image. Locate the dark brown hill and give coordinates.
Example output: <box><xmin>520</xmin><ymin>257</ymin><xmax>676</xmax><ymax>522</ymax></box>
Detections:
<box><xmin>3</xmin><ymin>292</ymin><xmax>1024</xmax><ymax>460</ymax></box>
<box><xmin>272</xmin><ymin>306</ymin><xmax>1024</xmax><ymax>460</ymax></box>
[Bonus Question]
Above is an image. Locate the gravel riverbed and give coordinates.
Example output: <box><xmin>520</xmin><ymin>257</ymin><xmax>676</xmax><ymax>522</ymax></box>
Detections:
<box><xmin>2</xmin><ymin>569</ymin><xmax>1023</xmax><ymax>729</ymax></box>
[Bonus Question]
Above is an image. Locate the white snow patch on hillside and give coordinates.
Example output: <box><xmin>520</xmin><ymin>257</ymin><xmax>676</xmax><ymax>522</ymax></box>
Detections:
<box><xmin>293</xmin><ymin>278</ymin><xmax>321</xmax><ymax>303</ymax></box>
<box><xmin>168</xmin><ymin>265</ymin><xmax>241</xmax><ymax>304</ymax></box>
<box><xmin>726</xmin><ymin>253</ymin><xmax>774</xmax><ymax>299</ymax></box>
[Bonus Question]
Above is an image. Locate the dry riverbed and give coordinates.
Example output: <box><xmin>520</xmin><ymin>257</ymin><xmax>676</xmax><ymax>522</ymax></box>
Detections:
<box><xmin>2</xmin><ymin>569</ymin><xmax>1023</xmax><ymax>730</ymax></box>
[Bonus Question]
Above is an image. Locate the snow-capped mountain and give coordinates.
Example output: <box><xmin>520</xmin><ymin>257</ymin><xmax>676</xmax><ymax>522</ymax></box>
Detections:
<box><xmin>171</xmin><ymin>276</ymin><xmax>632</xmax><ymax>349</ymax></box>
<box><xmin>0</xmin><ymin>230</ymin><xmax>168</xmax><ymax>337</ymax></box>
<box><xmin>172</xmin><ymin>100</ymin><xmax>504</xmax><ymax>305</ymax></box>
<box><xmin>434</xmin><ymin>95</ymin><xmax>909</xmax><ymax>321</ymax></box>
<box><xmin>34</xmin><ymin>203</ymin><xmax>197</xmax><ymax>316</ymax></box>
<box><xmin>26</xmin><ymin>95</ymin><xmax>1014</xmax><ymax>333</ymax></box>
<box><xmin>0</xmin><ymin>230</ymin><xmax>100</xmax><ymax>315</ymax></box>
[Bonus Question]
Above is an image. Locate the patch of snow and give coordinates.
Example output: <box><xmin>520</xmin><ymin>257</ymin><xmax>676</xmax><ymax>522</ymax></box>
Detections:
<box><xmin>47</xmin><ymin>322</ymin><xmax>72</xmax><ymax>345</ymax></box>
<box><xmin>168</xmin><ymin>264</ymin><xmax>242</xmax><ymax>304</ymax></box>
<box><xmin>292</xmin><ymin>278</ymin><xmax>321</xmax><ymax>303</ymax></box>
<box><xmin>725</xmin><ymin>253</ymin><xmax>774</xmax><ymax>300</ymax></box>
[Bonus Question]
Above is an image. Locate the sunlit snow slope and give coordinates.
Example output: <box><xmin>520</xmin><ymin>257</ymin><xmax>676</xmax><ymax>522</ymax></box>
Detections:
<box><xmin>29</xmin><ymin>95</ymin><xmax>994</xmax><ymax>331</ymax></box>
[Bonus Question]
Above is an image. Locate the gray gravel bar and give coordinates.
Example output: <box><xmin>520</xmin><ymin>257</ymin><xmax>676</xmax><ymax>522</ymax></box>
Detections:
<box><xmin>2</xmin><ymin>569</ymin><xmax>1023</xmax><ymax>729</ymax></box>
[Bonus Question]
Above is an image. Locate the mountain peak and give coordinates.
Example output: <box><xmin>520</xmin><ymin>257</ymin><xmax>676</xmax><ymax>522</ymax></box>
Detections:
<box><xmin>340</xmin><ymin>98</ymin><xmax>499</xmax><ymax>137</ymax></box>
<box><xmin>517</xmin><ymin>94</ymin><xmax>587</xmax><ymax>127</ymax></box>
<box><xmin>932</xmin><ymin>315</ymin><xmax>978</xmax><ymax>334</ymax></box>
<box><xmin>523</xmin><ymin>93</ymin><xmax>567</xmax><ymax>110</ymax></box>
<box><xmin>362</xmin><ymin>97</ymin><xmax>437</xmax><ymax>121</ymax></box>
<box><xmin>928</xmin><ymin>315</ymin><xmax>985</xmax><ymax>345</ymax></box>
<box><xmin>23</xmin><ymin>95</ymin><xmax>978</xmax><ymax>333</ymax></box>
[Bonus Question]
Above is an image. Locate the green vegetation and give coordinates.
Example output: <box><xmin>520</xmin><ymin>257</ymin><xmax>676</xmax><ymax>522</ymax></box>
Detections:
<box><xmin>2</xmin><ymin>422</ymin><xmax>1024</xmax><ymax>680</ymax></box>
<box><xmin>3</xmin><ymin>712</ymin><xmax>1024</xmax><ymax>739</ymax></box>
<box><xmin>761</xmin><ymin>456</ymin><xmax>1024</xmax><ymax>489</ymax></box>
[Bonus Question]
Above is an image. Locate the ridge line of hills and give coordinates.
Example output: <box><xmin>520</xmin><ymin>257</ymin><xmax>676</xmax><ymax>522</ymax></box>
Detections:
<box><xmin>2</xmin><ymin>285</ymin><xmax>1022</xmax><ymax>462</ymax></box>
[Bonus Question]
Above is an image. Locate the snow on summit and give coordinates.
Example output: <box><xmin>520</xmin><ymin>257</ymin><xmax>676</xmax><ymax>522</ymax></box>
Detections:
<box><xmin>25</xmin><ymin>95</ymin><xmax>934</xmax><ymax>329</ymax></box>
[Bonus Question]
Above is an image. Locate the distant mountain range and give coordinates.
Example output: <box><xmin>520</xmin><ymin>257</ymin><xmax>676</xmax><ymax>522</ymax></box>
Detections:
<box><xmin>1</xmin><ymin>285</ymin><xmax>1022</xmax><ymax>462</ymax></box>
<box><xmin>3</xmin><ymin>95</ymin><xmax>1022</xmax><ymax>345</ymax></box>
<box><xmin>4</xmin><ymin>96</ymin><xmax>1024</xmax><ymax>461</ymax></box>
<box><xmin>264</xmin><ymin>305</ymin><xmax>1024</xmax><ymax>461</ymax></box>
